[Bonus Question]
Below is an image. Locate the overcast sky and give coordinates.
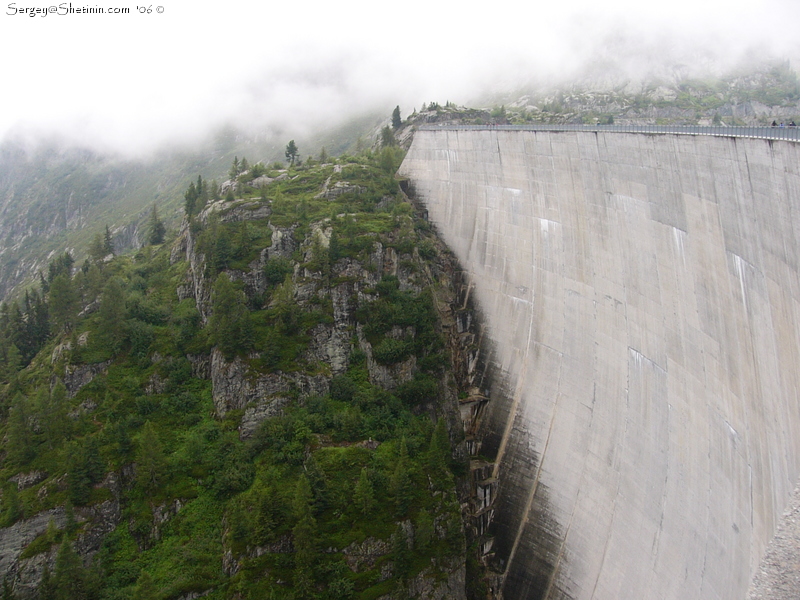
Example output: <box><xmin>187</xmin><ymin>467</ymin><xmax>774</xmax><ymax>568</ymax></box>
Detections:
<box><xmin>2</xmin><ymin>0</ymin><xmax>799</xmax><ymax>155</ymax></box>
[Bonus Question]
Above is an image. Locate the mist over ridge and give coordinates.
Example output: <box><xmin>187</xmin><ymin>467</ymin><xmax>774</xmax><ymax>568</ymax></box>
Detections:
<box><xmin>2</xmin><ymin>0</ymin><xmax>799</xmax><ymax>157</ymax></box>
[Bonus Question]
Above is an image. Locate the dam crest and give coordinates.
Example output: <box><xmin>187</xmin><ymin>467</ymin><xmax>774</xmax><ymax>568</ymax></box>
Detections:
<box><xmin>399</xmin><ymin>128</ymin><xmax>800</xmax><ymax>600</ymax></box>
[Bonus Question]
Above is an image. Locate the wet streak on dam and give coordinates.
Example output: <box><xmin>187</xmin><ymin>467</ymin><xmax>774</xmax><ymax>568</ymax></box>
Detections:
<box><xmin>398</xmin><ymin>129</ymin><xmax>800</xmax><ymax>600</ymax></box>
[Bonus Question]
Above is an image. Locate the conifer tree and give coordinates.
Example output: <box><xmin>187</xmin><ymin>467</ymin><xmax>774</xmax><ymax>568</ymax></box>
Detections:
<box><xmin>285</xmin><ymin>140</ymin><xmax>299</xmax><ymax>166</ymax></box>
<box><xmin>392</xmin><ymin>105</ymin><xmax>402</xmax><ymax>129</ymax></box>
<box><xmin>96</xmin><ymin>277</ymin><xmax>126</xmax><ymax>354</ymax></box>
<box><xmin>48</xmin><ymin>382</ymin><xmax>70</xmax><ymax>445</ymax></box>
<box><xmin>102</xmin><ymin>226</ymin><xmax>114</xmax><ymax>256</ymax></box>
<box><xmin>292</xmin><ymin>474</ymin><xmax>318</xmax><ymax>599</ymax></box>
<box><xmin>391</xmin><ymin>523</ymin><xmax>411</xmax><ymax>580</ymax></box>
<box><xmin>67</xmin><ymin>437</ymin><xmax>106</xmax><ymax>506</ymax></box>
<box><xmin>390</xmin><ymin>437</ymin><xmax>414</xmax><ymax>516</ymax></box>
<box><xmin>415</xmin><ymin>509</ymin><xmax>434</xmax><ymax>549</ymax></box>
<box><xmin>1</xmin><ymin>483</ymin><xmax>22</xmax><ymax>526</ymax></box>
<box><xmin>427</xmin><ymin>418</ymin><xmax>450</xmax><ymax>475</ymax></box>
<box><xmin>38</xmin><ymin>565</ymin><xmax>55</xmax><ymax>600</ymax></box>
<box><xmin>88</xmin><ymin>233</ymin><xmax>106</xmax><ymax>262</ymax></box>
<box><xmin>7</xmin><ymin>394</ymin><xmax>35</xmax><ymax>467</ymax></box>
<box><xmin>197</xmin><ymin>175</ymin><xmax>209</xmax><ymax>212</ymax></box>
<box><xmin>214</xmin><ymin>228</ymin><xmax>232</xmax><ymax>272</ymax></box>
<box><xmin>233</xmin><ymin>221</ymin><xmax>251</xmax><ymax>261</ymax></box>
<box><xmin>136</xmin><ymin>421</ymin><xmax>168</xmax><ymax>494</ymax></box>
<box><xmin>381</xmin><ymin>126</ymin><xmax>396</xmax><ymax>148</ymax></box>
<box><xmin>48</xmin><ymin>273</ymin><xmax>78</xmax><ymax>332</ymax></box>
<box><xmin>208</xmin><ymin>273</ymin><xmax>252</xmax><ymax>358</ymax></box>
<box><xmin>184</xmin><ymin>181</ymin><xmax>198</xmax><ymax>216</ymax></box>
<box><xmin>255</xmin><ymin>486</ymin><xmax>278</xmax><ymax>544</ymax></box>
<box><xmin>353</xmin><ymin>468</ymin><xmax>374</xmax><ymax>516</ymax></box>
<box><xmin>147</xmin><ymin>204</ymin><xmax>166</xmax><ymax>245</ymax></box>
<box><xmin>327</xmin><ymin>229</ymin><xmax>339</xmax><ymax>263</ymax></box>
<box><xmin>0</xmin><ymin>343</ymin><xmax>21</xmax><ymax>382</ymax></box>
<box><xmin>132</xmin><ymin>571</ymin><xmax>159</xmax><ymax>600</ymax></box>
<box><xmin>53</xmin><ymin>540</ymin><xmax>87</xmax><ymax>600</ymax></box>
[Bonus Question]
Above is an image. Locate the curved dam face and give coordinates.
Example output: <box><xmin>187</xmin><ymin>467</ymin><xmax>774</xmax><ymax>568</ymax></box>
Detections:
<box><xmin>399</xmin><ymin>129</ymin><xmax>800</xmax><ymax>600</ymax></box>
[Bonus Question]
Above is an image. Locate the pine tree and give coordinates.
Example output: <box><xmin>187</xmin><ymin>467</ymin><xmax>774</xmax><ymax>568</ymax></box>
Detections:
<box><xmin>184</xmin><ymin>182</ymin><xmax>198</xmax><ymax>216</ymax></box>
<box><xmin>352</xmin><ymin>468</ymin><xmax>374</xmax><ymax>515</ymax></box>
<box><xmin>255</xmin><ymin>487</ymin><xmax>277</xmax><ymax>544</ymax></box>
<box><xmin>96</xmin><ymin>277</ymin><xmax>126</xmax><ymax>355</ymax></box>
<box><xmin>319</xmin><ymin>146</ymin><xmax>328</xmax><ymax>163</ymax></box>
<box><xmin>233</xmin><ymin>221</ymin><xmax>251</xmax><ymax>261</ymax></box>
<box><xmin>292</xmin><ymin>474</ymin><xmax>313</xmax><ymax>521</ymax></box>
<box><xmin>103</xmin><ymin>226</ymin><xmax>114</xmax><ymax>256</ymax></box>
<box><xmin>292</xmin><ymin>475</ymin><xmax>317</xmax><ymax>599</ymax></box>
<box><xmin>147</xmin><ymin>204</ymin><xmax>166</xmax><ymax>245</ymax></box>
<box><xmin>208</xmin><ymin>273</ymin><xmax>252</xmax><ymax>358</ymax></box>
<box><xmin>328</xmin><ymin>230</ymin><xmax>340</xmax><ymax>264</ymax></box>
<box><xmin>88</xmin><ymin>233</ymin><xmax>106</xmax><ymax>262</ymax></box>
<box><xmin>229</xmin><ymin>156</ymin><xmax>240</xmax><ymax>180</ymax></box>
<box><xmin>67</xmin><ymin>437</ymin><xmax>106</xmax><ymax>506</ymax></box>
<box><xmin>2</xmin><ymin>576</ymin><xmax>15</xmax><ymax>600</ymax></box>
<box><xmin>53</xmin><ymin>540</ymin><xmax>87</xmax><ymax>600</ymax></box>
<box><xmin>214</xmin><ymin>228</ymin><xmax>232</xmax><ymax>272</ymax></box>
<box><xmin>7</xmin><ymin>394</ymin><xmax>35</xmax><ymax>468</ymax></box>
<box><xmin>392</xmin><ymin>105</ymin><xmax>402</xmax><ymax>129</ymax></box>
<box><xmin>427</xmin><ymin>418</ymin><xmax>450</xmax><ymax>475</ymax></box>
<box><xmin>0</xmin><ymin>343</ymin><xmax>21</xmax><ymax>382</ymax></box>
<box><xmin>1</xmin><ymin>483</ymin><xmax>22</xmax><ymax>527</ymax></box>
<box><xmin>49</xmin><ymin>273</ymin><xmax>78</xmax><ymax>332</ymax></box>
<box><xmin>391</xmin><ymin>523</ymin><xmax>412</xmax><ymax>580</ymax></box>
<box><xmin>381</xmin><ymin>126</ymin><xmax>396</xmax><ymax>148</ymax></box>
<box><xmin>390</xmin><ymin>437</ymin><xmax>414</xmax><ymax>516</ymax></box>
<box><xmin>415</xmin><ymin>509</ymin><xmax>434</xmax><ymax>549</ymax></box>
<box><xmin>210</xmin><ymin>179</ymin><xmax>220</xmax><ymax>201</ymax></box>
<box><xmin>38</xmin><ymin>564</ymin><xmax>55</xmax><ymax>600</ymax></box>
<box><xmin>136</xmin><ymin>421</ymin><xmax>168</xmax><ymax>494</ymax></box>
<box><xmin>285</xmin><ymin>140</ymin><xmax>299</xmax><ymax>166</ymax></box>
<box><xmin>132</xmin><ymin>571</ymin><xmax>159</xmax><ymax>600</ymax></box>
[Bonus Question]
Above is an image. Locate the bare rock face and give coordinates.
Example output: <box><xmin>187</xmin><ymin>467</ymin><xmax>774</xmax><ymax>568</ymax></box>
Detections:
<box><xmin>0</xmin><ymin>508</ymin><xmax>67</xmax><ymax>580</ymax></box>
<box><xmin>0</xmin><ymin>468</ymin><xmax>124</xmax><ymax>598</ymax></box>
<box><xmin>73</xmin><ymin>498</ymin><xmax>121</xmax><ymax>557</ymax></box>
<box><xmin>209</xmin><ymin>348</ymin><xmax>329</xmax><ymax>437</ymax></box>
<box><xmin>150</xmin><ymin>499</ymin><xmax>183</xmax><ymax>542</ymax></box>
<box><xmin>217</xmin><ymin>201</ymin><xmax>271</xmax><ymax>224</ymax></box>
<box><xmin>62</xmin><ymin>360</ymin><xmax>111</xmax><ymax>397</ymax></box>
<box><xmin>8</xmin><ymin>472</ymin><xmax>47</xmax><ymax>491</ymax></box>
<box><xmin>403</xmin><ymin>563</ymin><xmax>467</xmax><ymax>600</ymax></box>
<box><xmin>187</xmin><ymin>353</ymin><xmax>211</xmax><ymax>379</ymax></box>
<box><xmin>315</xmin><ymin>180</ymin><xmax>367</xmax><ymax>201</ymax></box>
<box><xmin>357</xmin><ymin>325</ymin><xmax>416</xmax><ymax>390</ymax></box>
<box><xmin>266</xmin><ymin>224</ymin><xmax>297</xmax><ymax>259</ymax></box>
<box><xmin>343</xmin><ymin>537</ymin><xmax>392</xmax><ymax>574</ymax></box>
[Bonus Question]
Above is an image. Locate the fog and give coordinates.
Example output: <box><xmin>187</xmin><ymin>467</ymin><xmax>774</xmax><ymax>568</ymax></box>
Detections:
<box><xmin>2</xmin><ymin>0</ymin><xmax>799</xmax><ymax>155</ymax></box>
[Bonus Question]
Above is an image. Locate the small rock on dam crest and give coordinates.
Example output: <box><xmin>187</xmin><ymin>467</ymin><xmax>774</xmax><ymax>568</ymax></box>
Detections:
<box><xmin>398</xmin><ymin>129</ymin><xmax>800</xmax><ymax>600</ymax></box>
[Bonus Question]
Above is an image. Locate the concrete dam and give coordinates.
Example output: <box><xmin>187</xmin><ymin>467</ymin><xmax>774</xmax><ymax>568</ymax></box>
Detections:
<box><xmin>398</xmin><ymin>127</ymin><xmax>800</xmax><ymax>600</ymax></box>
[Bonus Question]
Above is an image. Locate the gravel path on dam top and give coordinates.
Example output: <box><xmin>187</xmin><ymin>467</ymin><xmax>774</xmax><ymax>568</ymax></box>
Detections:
<box><xmin>749</xmin><ymin>480</ymin><xmax>800</xmax><ymax>599</ymax></box>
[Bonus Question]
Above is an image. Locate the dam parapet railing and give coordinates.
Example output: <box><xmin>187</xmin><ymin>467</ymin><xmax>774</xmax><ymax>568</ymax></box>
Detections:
<box><xmin>418</xmin><ymin>123</ymin><xmax>800</xmax><ymax>142</ymax></box>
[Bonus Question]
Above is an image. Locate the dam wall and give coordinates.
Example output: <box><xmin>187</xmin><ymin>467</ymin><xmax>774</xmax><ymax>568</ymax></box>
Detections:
<box><xmin>399</xmin><ymin>130</ymin><xmax>800</xmax><ymax>600</ymax></box>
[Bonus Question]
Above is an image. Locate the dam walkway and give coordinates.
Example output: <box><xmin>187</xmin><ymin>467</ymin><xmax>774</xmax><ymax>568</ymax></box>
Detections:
<box><xmin>419</xmin><ymin>123</ymin><xmax>800</xmax><ymax>142</ymax></box>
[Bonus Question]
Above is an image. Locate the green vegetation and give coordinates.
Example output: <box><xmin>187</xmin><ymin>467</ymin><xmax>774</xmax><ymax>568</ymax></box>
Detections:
<box><xmin>0</xmin><ymin>141</ymin><xmax>467</xmax><ymax>599</ymax></box>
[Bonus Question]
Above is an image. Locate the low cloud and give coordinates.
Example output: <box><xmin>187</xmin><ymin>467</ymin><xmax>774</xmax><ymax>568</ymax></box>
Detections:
<box><xmin>2</xmin><ymin>0</ymin><xmax>798</xmax><ymax>156</ymax></box>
